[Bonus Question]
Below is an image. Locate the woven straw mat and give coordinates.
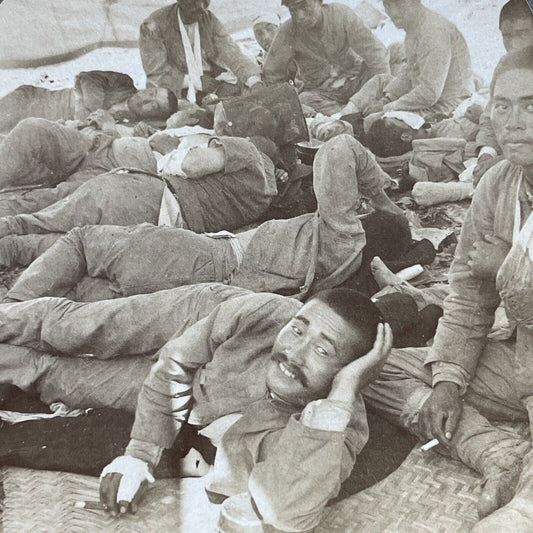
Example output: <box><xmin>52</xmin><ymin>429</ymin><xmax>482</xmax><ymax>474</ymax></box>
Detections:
<box><xmin>0</xmin><ymin>446</ymin><xmax>488</xmax><ymax>533</ymax></box>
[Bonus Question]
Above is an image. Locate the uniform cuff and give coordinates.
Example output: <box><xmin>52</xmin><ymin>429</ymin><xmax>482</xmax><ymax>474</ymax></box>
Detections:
<box><xmin>300</xmin><ymin>399</ymin><xmax>353</xmax><ymax>432</ymax></box>
<box><xmin>431</xmin><ymin>362</ymin><xmax>469</xmax><ymax>396</ymax></box>
<box><xmin>125</xmin><ymin>439</ymin><xmax>164</xmax><ymax>469</ymax></box>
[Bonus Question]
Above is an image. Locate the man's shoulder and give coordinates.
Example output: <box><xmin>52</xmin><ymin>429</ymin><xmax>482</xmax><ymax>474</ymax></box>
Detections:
<box><xmin>223</xmin><ymin>292</ymin><xmax>301</xmax><ymax>330</ymax></box>
<box><xmin>419</xmin><ymin>8</ymin><xmax>459</xmax><ymax>37</ymax></box>
<box><xmin>477</xmin><ymin>159</ymin><xmax>521</xmax><ymax>197</ymax></box>
<box><xmin>142</xmin><ymin>3</ymin><xmax>177</xmax><ymax>25</ymax></box>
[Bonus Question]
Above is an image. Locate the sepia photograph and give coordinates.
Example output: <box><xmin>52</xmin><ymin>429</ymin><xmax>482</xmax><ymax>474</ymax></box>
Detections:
<box><xmin>0</xmin><ymin>0</ymin><xmax>532</xmax><ymax>531</ymax></box>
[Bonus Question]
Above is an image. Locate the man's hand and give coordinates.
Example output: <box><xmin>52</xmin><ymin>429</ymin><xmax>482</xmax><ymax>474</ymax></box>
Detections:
<box><xmin>133</xmin><ymin>121</ymin><xmax>159</xmax><ymax>138</ymax></box>
<box><xmin>467</xmin><ymin>234</ymin><xmax>511</xmax><ymax>280</ymax></box>
<box><xmin>329</xmin><ymin>323</ymin><xmax>393</xmax><ymax>404</ymax></box>
<box><xmin>473</xmin><ymin>154</ymin><xmax>503</xmax><ymax>186</ymax></box>
<box><xmin>99</xmin><ymin>456</ymin><xmax>155</xmax><ymax>516</ymax></box>
<box><xmin>86</xmin><ymin>109</ymin><xmax>116</xmax><ymax>132</ymax></box>
<box><xmin>275</xmin><ymin>168</ymin><xmax>289</xmax><ymax>183</ymax></box>
<box><xmin>418</xmin><ymin>382</ymin><xmax>462</xmax><ymax>446</ymax></box>
<box><xmin>362</xmin><ymin>99</ymin><xmax>386</xmax><ymax>117</ymax></box>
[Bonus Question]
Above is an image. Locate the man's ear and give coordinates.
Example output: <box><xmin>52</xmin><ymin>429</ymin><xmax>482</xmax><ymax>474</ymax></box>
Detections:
<box><xmin>400</xmin><ymin>132</ymin><xmax>413</xmax><ymax>143</ymax></box>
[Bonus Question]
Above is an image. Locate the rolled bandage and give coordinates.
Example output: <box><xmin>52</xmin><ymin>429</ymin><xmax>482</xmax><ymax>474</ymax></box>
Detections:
<box><xmin>100</xmin><ymin>456</ymin><xmax>155</xmax><ymax>503</ymax></box>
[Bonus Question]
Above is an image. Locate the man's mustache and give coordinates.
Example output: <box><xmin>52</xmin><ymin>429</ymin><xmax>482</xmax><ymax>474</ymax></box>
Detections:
<box><xmin>271</xmin><ymin>352</ymin><xmax>308</xmax><ymax>387</ymax></box>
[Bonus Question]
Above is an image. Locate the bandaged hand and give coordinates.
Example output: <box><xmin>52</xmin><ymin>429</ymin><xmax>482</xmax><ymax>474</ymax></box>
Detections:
<box><xmin>99</xmin><ymin>455</ymin><xmax>155</xmax><ymax>516</ymax></box>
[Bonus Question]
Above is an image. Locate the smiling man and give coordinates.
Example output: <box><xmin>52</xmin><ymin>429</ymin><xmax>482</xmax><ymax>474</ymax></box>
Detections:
<box><xmin>139</xmin><ymin>0</ymin><xmax>261</xmax><ymax>102</ymax></box>
<box><xmin>94</xmin><ymin>288</ymin><xmax>391</xmax><ymax>531</ymax></box>
<box><xmin>362</xmin><ymin>47</ymin><xmax>533</xmax><ymax>530</ymax></box>
<box><xmin>262</xmin><ymin>0</ymin><xmax>389</xmax><ymax>115</ymax></box>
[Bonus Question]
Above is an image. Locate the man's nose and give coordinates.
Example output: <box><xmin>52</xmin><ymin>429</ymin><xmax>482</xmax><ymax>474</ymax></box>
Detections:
<box><xmin>506</xmin><ymin>106</ymin><xmax>526</xmax><ymax>130</ymax></box>
<box><xmin>284</xmin><ymin>341</ymin><xmax>307</xmax><ymax>365</ymax></box>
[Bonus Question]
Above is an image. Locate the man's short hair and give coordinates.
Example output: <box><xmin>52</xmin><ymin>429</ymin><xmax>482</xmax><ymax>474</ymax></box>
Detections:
<box><xmin>365</xmin><ymin>118</ymin><xmax>414</xmax><ymax>157</ymax></box>
<box><xmin>499</xmin><ymin>0</ymin><xmax>532</xmax><ymax>28</ymax></box>
<box><xmin>307</xmin><ymin>289</ymin><xmax>382</xmax><ymax>359</ymax></box>
<box><xmin>490</xmin><ymin>45</ymin><xmax>533</xmax><ymax>97</ymax></box>
<box><xmin>167</xmin><ymin>91</ymin><xmax>179</xmax><ymax>115</ymax></box>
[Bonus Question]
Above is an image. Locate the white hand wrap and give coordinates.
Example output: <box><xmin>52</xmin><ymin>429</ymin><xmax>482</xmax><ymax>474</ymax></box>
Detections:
<box><xmin>100</xmin><ymin>456</ymin><xmax>155</xmax><ymax>503</ymax></box>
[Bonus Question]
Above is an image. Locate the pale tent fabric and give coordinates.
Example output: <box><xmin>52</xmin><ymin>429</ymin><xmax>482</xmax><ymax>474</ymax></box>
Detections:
<box><xmin>0</xmin><ymin>0</ymin><xmax>169</xmax><ymax>68</ymax></box>
<box><xmin>0</xmin><ymin>0</ymin><xmax>279</xmax><ymax>68</ymax></box>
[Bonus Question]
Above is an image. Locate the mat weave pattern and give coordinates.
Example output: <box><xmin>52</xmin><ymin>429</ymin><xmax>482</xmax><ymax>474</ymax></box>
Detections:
<box><xmin>1</xmin><ymin>467</ymin><xmax>219</xmax><ymax>533</ymax></box>
<box><xmin>1</xmin><ymin>447</ymin><xmax>483</xmax><ymax>533</ymax></box>
<box><xmin>317</xmin><ymin>447</ymin><xmax>481</xmax><ymax>533</ymax></box>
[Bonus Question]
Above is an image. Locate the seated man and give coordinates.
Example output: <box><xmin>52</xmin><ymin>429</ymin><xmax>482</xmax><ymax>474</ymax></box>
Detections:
<box><xmin>473</xmin><ymin>0</ymin><xmax>533</xmax><ymax>183</ymax></box>
<box><xmin>4</xmin><ymin>134</ymin><xmax>405</xmax><ymax>303</ymax></box>
<box><xmin>0</xmin><ymin>71</ymin><xmax>178</xmax><ymax>134</ymax></box>
<box><xmin>262</xmin><ymin>0</ymin><xmax>390</xmax><ymax>116</ymax></box>
<box><xmin>0</xmin><ymin>284</ymin><xmax>391</xmax><ymax>532</ymax></box>
<box><xmin>140</xmin><ymin>0</ymin><xmax>261</xmax><ymax>103</ymax></box>
<box><xmin>340</xmin><ymin>0</ymin><xmax>474</xmax><ymax>121</ymax></box>
<box><xmin>362</xmin><ymin>47</ymin><xmax>533</xmax><ymax>530</ymax></box>
<box><xmin>252</xmin><ymin>13</ymin><xmax>281</xmax><ymax>67</ymax></box>
<box><xmin>0</xmin><ymin>135</ymin><xmax>280</xmax><ymax>269</ymax></box>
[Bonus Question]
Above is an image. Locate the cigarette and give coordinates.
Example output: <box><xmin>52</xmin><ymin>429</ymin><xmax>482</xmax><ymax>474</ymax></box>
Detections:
<box><xmin>75</xmin><ymin>501</ymin><xmax>106</xmax><ymax>510</ymax></box>
<box><xmin>420</xmin><ymin>438</ymin><xmax>439</xmax><ymax>451</ymax></box>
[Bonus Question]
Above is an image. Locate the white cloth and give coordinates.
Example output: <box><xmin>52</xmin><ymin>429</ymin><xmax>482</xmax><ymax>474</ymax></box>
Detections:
<box><xmin>178</xmin><ymin>10</ymin><xmax>203</xmax><ymax>104</ymax></box>
<box><xmin>158</xmin><ymin>186</ymin><xmax>186</xmax><ymax>228</ymax></box>
<box><xmin>252</xmin><ymin>13</ymin><xmax>281</xmax><ymax>27</ymax></box>
<box><xmin>383</xmin><ymin>111</ymin><xmax>426</xmax><ymax>130</ymax></box>
<box><xmin>101</xmin><ymin>456</ymin><xmax>155</xmax><ymax>503</ymax></box>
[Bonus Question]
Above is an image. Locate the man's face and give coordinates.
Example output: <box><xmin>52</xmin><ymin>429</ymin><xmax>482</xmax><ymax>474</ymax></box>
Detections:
<box><xmin>287</xmin><ymin>0</ymin><xmax>323</xmax><ymax>30</ymax></box>
<box><xmin>382</xmin><ymin>0</ymin><xmax>411</xmax><ymax>30</ymax></box>
<box><xmin>128</xmin><ymin>88</ymin><xmax>172</xmax><ymax>119</ymax></box>
<box><xmin>253</xmin><ymin>22</ymin><xmax>278</xmax><ymax>52</ymax></box>
<box><xmin>491</xmin><ymin>68</ymin><xmax>533</xmax><ymax>174</ymax></box>
<box><xmin>266</xmin><ymin>299</ymin><xmax>365</xmax><ymax>406</ymax></box>
<box><xmin>179</xmin><ymin>0</ymin><xmax>210</xmax><ymax>24</ymax></box>
<box><xmin>501</xmin><ymin>18</ymin><xmax>533</xmax><ymax>53</ymax></box>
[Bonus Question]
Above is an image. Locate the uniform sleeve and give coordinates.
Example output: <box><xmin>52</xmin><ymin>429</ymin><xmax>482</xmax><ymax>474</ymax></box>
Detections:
<box><xmin>384</xmin><ymin>26</ymin><xmax>452</xmax><ymax>112</ymax></box>
<box><xmin>262</xmin><ymin>24</ymin><xmax>296</xmax><ymax>85</ymax></box>
<box><xmin>248</xmin><ymin>398</ymin><xmax>368</xmax><ymax>532</ymax></box>
<box><xmin>129</xmin><ymin>296</ymin><xmax>255</xmax><ymax>453</ymax></box>
<box><xmin>475</xmin><ymin>104</ymin><xmax>501</xmax><ymax>155</ymax></box>
<box><xmin>425</xmin><ymin>165</ymin><xmax>504</xmax><ymax>378</ymax></box>
<box><xmin>140</xmin><ymin>18</ymin><xmax>186</xmax><ymax>98</ymax></box>
<box><xmin>215</xmin><ymin>136</ymin><xmax>269</xmax><ymax>175</ymax></box>
<box><xmin>341</xmin><ymin>6</ymin><xmax>390</xmax><ymax>78</ymax></box>
<box><xmin>209</xmin><ymin>15</ymin><xmax>260</xmax><ymax>84</ymax></box>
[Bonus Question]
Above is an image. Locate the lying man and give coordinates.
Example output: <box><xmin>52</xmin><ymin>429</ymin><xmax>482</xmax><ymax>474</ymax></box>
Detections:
<box><xmin>0</xmin><ymin>135</ymin><xmax>280</xmax><ymax>270</ymax></box>
<box><xmin>362</xmin><ymin>47</ymin><xmax>533</xmax><ymax>530</ymax></box>
<box><xmin>0</xmin><ymin>71</ymin><xmax>178</xmax><ymax>134</ymax></box>
<box><xmin>4</xmin><ymin>134</ymin><xmax>404</xmax><ymax>303</ymax></box>
<box><xmin>340</xmin><ymin>0</ymin><xmax>474</xmax><ymax>121</ymax></box>
<box><xmin>262</xmin><ymin>0</ymin><xmax>390</xmax><ymax>116</ymax></box>
<box><xmin>473</xmin><ymin>0</ymin><xmax>533</xmax><ymax>183</ymax></box>
<box><xmin>0</xmin><ymin>284</ymin><xmax>391</xmax><ymax>532</ymax></box>
<box><xmin>0</xmin><ymin>115</ymin><xmax>158</xmax><ymax>211</ymax></box>
<box><xmin>140</xmin><ymin>0</ymin><xmax>261</xmax><ymax>103</ymax></box>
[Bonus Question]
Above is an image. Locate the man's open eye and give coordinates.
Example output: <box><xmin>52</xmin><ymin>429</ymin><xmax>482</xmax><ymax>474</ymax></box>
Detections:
<box><xmin>291</xmin><ymin>325</ymin><xmax>302</xmax><ymax>336</ymax></box>
<box><xmin>316</xmin><ymin>346</ymin><xmax>328</xmax><ymax>357</ymax></box>
<box><xmin>494</xmin><ymin>103</ymin><xmax>510</xmax><ymax>112</ymax></box>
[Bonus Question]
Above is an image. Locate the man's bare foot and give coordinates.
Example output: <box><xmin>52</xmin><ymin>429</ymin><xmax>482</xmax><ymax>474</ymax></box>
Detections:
<box><xmin>371</xmin><ymin>256</ymin><xmax>402</xmax><ymax>289</ymax></box>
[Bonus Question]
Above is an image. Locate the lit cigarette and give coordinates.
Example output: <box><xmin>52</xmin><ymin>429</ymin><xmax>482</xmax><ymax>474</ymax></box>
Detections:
<box><xmin>420</xmin><ymin>438</ymin><xmax>439</xmax><ymax>451</ymax></box>
<box><xmin>75</xmin><ymin>501</ymin><xmax>106</xmax><ymax>510</ymax></box>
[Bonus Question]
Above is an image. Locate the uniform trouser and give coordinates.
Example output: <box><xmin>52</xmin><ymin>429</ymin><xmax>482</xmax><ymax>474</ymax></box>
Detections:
<box><xmin>0</xmin><ymin>284</ymin><xmax>250</xmax><ymax>411</ymax></box>
<box><xmin>7</xmin><ymin>224</ymin><xmax>239</xmax><ymax>302</ymax></box>
<box><xmin>0</xmin><ymin>174</ymin><xmax>165</xmax><ymax>269</ymax></box>
<box><xmin>0</xmin><ymin>86</ymin><xmax>75</xmax><ymax>134</ymax></box>
<box><xmin>364</xmin><ymin>340</ymin><xmax>531</xmax><ymax>476</ymax></box>
<box><xmin>0</xmin><ymin>118</ymin><xmax>93</xmax><ymax>189</ymax></box>
<box><xmin>298</xmin><ymin>68</ymin><xmax>374</xmax><ymax>116</ymax></box>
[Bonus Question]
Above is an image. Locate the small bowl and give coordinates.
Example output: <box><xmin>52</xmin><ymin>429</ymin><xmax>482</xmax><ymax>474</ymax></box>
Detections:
<box><xmin>296</xmin><ymin>139</ymin><xmax>324</xmax><ymax>165</ymax></box>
